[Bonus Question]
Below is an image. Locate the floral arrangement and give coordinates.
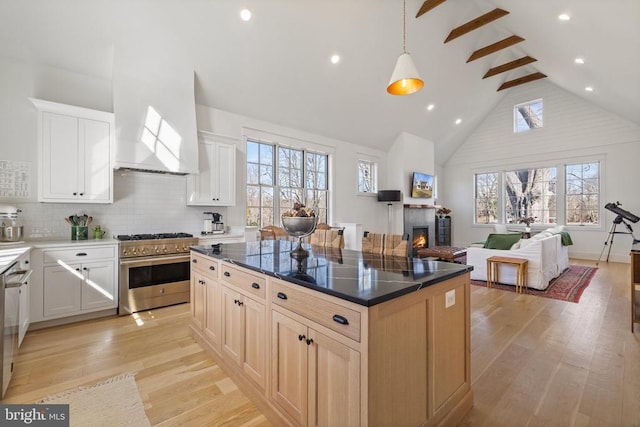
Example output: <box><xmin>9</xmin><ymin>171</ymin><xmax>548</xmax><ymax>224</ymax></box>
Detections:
<box><xmin>436</xmin><ymin>207</ymin><xmax>452</xmax><ymax>217</ymax></box>
<box><xmin>517</xmin><ymin>216</ymin><xmax>536</xmax><ymax>226</ymax></box>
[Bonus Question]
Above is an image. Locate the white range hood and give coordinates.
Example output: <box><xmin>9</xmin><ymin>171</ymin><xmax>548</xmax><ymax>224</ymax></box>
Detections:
<box><xmin>112</xmin><ymin>59</ymin><xmax>199</xmax><ymax>175</ymax></box>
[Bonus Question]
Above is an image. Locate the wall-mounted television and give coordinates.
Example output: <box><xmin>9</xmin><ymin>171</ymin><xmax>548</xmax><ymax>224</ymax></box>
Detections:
<box><xmin>411</xmin><ymin>172</ymin><xmax>434</xmax><ymax>198</ymax></box>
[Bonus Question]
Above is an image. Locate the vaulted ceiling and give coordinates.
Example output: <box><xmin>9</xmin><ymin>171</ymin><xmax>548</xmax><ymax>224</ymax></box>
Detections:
<box><xmin>1</xmin><ymin>0</ymin><xmax>638</xmax><ymax>164</ymax></box>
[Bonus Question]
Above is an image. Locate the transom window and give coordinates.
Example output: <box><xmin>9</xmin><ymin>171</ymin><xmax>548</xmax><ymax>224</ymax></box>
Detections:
<box><xmin>246</xmin><ymin>139</ymin><xmax>328</xmax><ymax>228</ymax></box>
<box><xmin>514</xmin><ymin>99</ymin><xmax>543</xmax><ymax>133</ymax></box>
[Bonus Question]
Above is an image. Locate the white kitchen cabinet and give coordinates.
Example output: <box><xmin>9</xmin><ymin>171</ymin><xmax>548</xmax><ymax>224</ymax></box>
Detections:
<box><xmin>30</xmin><ymin>98</ymin><xmax>114</xmax><ymax>204</ymax></box>
<box><xmin>43</xmin><ymin>259</ymin><xmax>116</xmax><ymax>318</ymax></box>
<box><xmin>187</xmin><ymin>132</ymin><xmax>236</xmax><ymax>206</ymax></box>
<box><xmin>18</xmin><ymin>250</ymin><xmax>31</xmax><ymax>347</ymax></box>
<box><xmin>31</xmin><ymin>243</ymin><xmax>118</xmax><ymax>323</ymax></box>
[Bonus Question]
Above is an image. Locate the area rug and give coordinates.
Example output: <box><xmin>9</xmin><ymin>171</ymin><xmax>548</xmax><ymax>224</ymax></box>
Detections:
<box><xmin>36</xmin><ymin>373</ymin><xmax>150</xmax><ymax>427</ymax></box>
<box><xmin>470</xmin><ymin>265</ymin><xmax>597</xmax><ymax>303</ymax></box>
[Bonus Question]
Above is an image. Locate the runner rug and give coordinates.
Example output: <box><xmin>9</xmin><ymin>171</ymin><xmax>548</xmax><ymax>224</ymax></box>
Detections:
<box><xmin>470</xmin><ymin>264</ymin><xmax>597</xmax><ymax>303</ymax></box>
<box><xmin>36</xmin><ymin>373</ymin><xmax>150</xmax><ymax>427</ymax></box>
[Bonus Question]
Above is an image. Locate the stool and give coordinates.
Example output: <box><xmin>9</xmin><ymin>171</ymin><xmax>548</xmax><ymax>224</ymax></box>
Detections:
<box><xmin>416</xmin><ymin>246</ymin><xmax>467</xmax><ymax>263</ymax></box>
<box><xmin>486</xmin><ymin>256</ymin><xmax>528</xmax><ymax>293</ymax></box>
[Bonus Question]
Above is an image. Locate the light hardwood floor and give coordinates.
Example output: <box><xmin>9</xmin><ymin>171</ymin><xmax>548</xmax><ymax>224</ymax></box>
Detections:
<box><xmin>2</xmin><ymin>259</ymin><xmax>639</xmax><ymax>426</ymax></box>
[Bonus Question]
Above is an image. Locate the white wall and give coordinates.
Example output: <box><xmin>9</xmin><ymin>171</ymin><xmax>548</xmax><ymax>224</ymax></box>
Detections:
<box><xmin>444</xmin><ymin>79</ymin><xmax>640</xmax><ymax>262</ymax></box>
<box><xmin>195</xmin><ymin>105</ymin><xmax>391</xmax><ymax>234</ymax></box>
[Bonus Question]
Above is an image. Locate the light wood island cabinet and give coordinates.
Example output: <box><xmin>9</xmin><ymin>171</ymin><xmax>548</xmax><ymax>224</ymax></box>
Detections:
<box><xmin>190</xmin><ymin>243</ymin><xmax>472</xmax><ymax>426</ymax></box>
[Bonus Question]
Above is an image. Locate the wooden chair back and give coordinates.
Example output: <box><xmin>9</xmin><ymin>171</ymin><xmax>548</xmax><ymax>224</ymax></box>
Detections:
<box><xmin>362</xmin><ymin>231</ymin><xmax>384</xmax><ymax>254</ymax></box>
<box><xmin>383</xmin><ymin>234</ymin><xmax>409</xmax><ymax>257</ymax></box>
<box><xmin>259</xmin><ymin>225</ymin><xmax>290</xmax><ymax>241</ymax></box>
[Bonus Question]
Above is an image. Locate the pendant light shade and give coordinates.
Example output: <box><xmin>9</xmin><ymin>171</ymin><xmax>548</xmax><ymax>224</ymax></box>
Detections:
<box><xmin>387</xmin><ymin>0</ymin><xmax>423</xmax><ymax>96</ymax></box>
<box><xmin>387</xmin><ymin>53</ymin><xmax>424</xmax><ymax>95</ymax></box>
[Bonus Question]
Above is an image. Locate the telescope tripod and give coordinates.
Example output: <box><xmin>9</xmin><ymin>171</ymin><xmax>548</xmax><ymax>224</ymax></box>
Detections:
<box><xmin>597</xmin><ymin>216</ymin><xmax>637</xmax><ymax>265</ymax></box>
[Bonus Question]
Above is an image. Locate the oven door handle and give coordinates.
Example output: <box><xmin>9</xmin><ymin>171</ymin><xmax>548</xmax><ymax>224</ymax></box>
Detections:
<box><xmin>120</xmin><ymin>254</ymin><xmax>191</xmax><ymax>266</ymax></box>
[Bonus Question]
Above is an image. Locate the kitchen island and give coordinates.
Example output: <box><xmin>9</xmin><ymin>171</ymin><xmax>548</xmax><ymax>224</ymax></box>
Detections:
<box><xmin>190</xmin><ymin>240</ymin><xmax>473</xmax><ymax>427</ymax></box>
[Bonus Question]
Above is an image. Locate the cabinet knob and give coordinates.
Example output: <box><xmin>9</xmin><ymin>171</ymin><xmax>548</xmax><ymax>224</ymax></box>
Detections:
<box><xmin>192</xmin><ymin>259</ymin><xmax>197</xmax><ymax>263</ymax></box>
<box><xmin>79</xmin><ymin>192</ymin><xmax>84</xmax><ymax>196</ymax></box>
<box><xmin>306</xmin><ymin>338</ymin><xmax>314</xmax><ymax>346</ymax></box>
<box><xmin>224</xmin><ymin>272</ymin><xmax>231</xmax><ymax>277</ymax></box>
<box><xmin>209</xmin><ymin>266</ymin><xmax>215</xmax><ymax>271</ymax></box>
<box><xmin>298</xmin><ymin>334</ymin><xmax>306</xmax><ymax>341</ymax></box>
<box><xmin>73</xmin><ymin>192</ymin><xmax>77</xmax><ymax>196</ymax></box>
<box><xmin>83</xmin><ymin>267</ymin><xmax>88</xmax><ymax>271</ymax></box>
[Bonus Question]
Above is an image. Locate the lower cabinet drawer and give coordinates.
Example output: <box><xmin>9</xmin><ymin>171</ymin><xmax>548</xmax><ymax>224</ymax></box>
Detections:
<box><xmin>221</xmin><ymin>263</ymin><xmax>266</xmax><ymax>299</ymax></box>
<box><xmin>271</xmin><ymin>280</ymin><xmax>361</xmax><ymax>342</ymax></box>
<box><xmin>43</xmin><ymin>246</ymin><xmax>116</xmax><ymax>264</ymax></box>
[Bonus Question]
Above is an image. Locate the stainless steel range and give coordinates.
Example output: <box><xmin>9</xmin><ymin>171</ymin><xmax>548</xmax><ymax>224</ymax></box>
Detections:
<box><xmin>118</xmin><ymin>233</ymin><xmax>198</xmax><ymax>315</ymax></box>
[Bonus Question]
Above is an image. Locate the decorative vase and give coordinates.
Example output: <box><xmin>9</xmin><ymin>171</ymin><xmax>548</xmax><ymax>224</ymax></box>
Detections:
<box><xmin>281</xmin><ymin>216</ymin><xmax>318</xmax><ymax>260</ymax></box>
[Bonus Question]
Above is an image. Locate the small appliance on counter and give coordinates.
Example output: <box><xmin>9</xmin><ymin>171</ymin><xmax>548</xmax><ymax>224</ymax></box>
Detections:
<box><xmin>202</xmin><ymin>212</ymin><xmax>225</xmax><ymax>235</ymax></box>
<box><xmin>0</xmin><ymin>206</ymin><xmax>24</xmax><ymax>243</ymax></box>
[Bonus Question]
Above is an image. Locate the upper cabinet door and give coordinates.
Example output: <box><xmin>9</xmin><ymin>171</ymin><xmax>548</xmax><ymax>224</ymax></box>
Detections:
<box><xmin>41</xmin><ymin>112</ymin><xmax>81</xmax><ymax>200</ymax></box>
<box><xmin>186</xmin><ymin>132</ymin><xmax>237</xmax><ymax>206</ymax></box>
<box><xmin>31</xmin><ymin>98</ymin><xmax>114</xmax><ymax>204</ymax></box>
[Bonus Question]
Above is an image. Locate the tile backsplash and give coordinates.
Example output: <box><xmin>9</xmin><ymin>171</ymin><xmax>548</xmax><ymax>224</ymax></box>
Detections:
<box><xmin>10</xmin><ymin>170</ymin><xmax>233</xmax><ymax>240</ymax></box>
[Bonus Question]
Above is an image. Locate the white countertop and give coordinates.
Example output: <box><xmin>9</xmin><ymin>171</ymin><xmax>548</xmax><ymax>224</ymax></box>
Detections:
<box><xmin>22</xmin><ymin>238</ymin><xmax>119</xmax><ymax>249</ymax></box>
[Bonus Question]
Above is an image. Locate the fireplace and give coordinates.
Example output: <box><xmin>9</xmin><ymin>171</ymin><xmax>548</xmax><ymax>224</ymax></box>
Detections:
<box><xmin>411</xmin><ymin>226</ymin><xmax>429</xmax><ymax>257</ymax></box>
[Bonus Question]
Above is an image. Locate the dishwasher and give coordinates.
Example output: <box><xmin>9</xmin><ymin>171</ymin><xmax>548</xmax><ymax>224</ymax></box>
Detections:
<box><xmin>1</xmin><ymin>258</ymin><xmax>31</xmax><ymax>398</ymax></box>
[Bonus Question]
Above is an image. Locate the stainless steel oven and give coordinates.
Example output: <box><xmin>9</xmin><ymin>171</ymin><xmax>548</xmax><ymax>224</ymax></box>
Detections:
<box><xmin>118</xmin><ymin>234</ymin><xmax>198</xmax><ymax>315</ymax></box>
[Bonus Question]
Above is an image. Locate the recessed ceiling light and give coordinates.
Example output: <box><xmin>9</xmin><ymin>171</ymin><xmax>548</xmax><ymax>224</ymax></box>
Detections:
<box><xmin>585</xmin><ymin>86</ymin><xmax>594</xmax><ymax>92</ymax></box>
<box><xmin>574</xmin><ymin>57</ymin><xmax>585</xmax><ymax>65</ymax></box>
<box><xmin>558</xmin><ymin>13</ymin><xmax>571</xmax><ymax>21</ymax></box>
<box><xmin>240</xmin><ymin>9</ymin><xmax>252</xmax><ymax>21</ymax></box>
<box><xmin>330</xmin><ymin>54</ymin><xmax>340</xmax><ymax>64</ymax></box>
<box><xmin>455</xmin><ymin>118</ymin><xmax>462</xmax><ymax>125</ymax></box>
<box><xmin>427</xmin><ymin>104</ymin><xmax>435</xmax><ymax>111</ymax></box>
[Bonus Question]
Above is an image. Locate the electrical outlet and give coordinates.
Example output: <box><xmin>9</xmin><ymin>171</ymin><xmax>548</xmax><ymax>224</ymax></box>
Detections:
<box><xmin>445</xmin><ymin>290</ymin><xmax>455</xmax><ymax>308</ymax></box>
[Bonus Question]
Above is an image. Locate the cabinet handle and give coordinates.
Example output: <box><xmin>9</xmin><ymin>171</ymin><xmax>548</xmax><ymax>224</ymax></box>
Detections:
<box><xmin>277</xmin><ymin>292</ymin><xmax>288</xmax><ymax>300</ymax></box>
<box><xmin>332</xmin><ymin>314</ymin><xmax>349</xmax><ymax>325</ymax></box>
<box><xmin>76</xmin><ymin>268</ymin><xmax>81</xmax><ymax>271</ymax></box>
<box><xmin>238</xmin><ymin>301</ymin><xmax>244</xmax><ymax>306</ymax></box>
<box><xmin>234</xmin><ymin>299</ymin><xmax>239</xmax><ymax>304</ymax></box>
<box><xmin>192</xmin><ymin>259</ymin><xmax>198</xmax><ymax>263</ymax></box>
<box><xmin>76</xmin><ymin>253</ymin><xmax>87</xmax><ymax>257</ymax></box>
<box><xmin>209</xmin><ymin>265</ymin><xmax>215</xmax><ymax>270</ymax></box>
<box><xmin>224</xmin><ymin>272</ymin><xmax>231</xmax><ymax>277</ymax></box>
<box><xmin>73</xmin><ymin>192</ymin><xmax>77</xmax><ymax>196</ymax></box>
<box><xmin>79</xmin><ymin>192</ymin><xmax>84</xmax><ymax>196</ymax></box>
<box><xmin>298</xmin><ymin>334</ymin><xmax>306</xmax><ymax>341</ymax></box>
<box><xmin>306</xmin><ymin>338</ymin><xmax>314</xmax><ymax>346</ymax></box>
<box><xmin>83</xmin><ymin>267</ymin><xmax>88</xmax><ymax>271</ymax></box>
<box><xmin>251</xmin><ymin>282</ymin><xmax>260</xmax><ymax>289</ymax></box>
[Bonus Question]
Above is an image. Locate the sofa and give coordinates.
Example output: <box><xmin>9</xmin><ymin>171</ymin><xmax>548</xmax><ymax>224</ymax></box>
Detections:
<box><xmin>467</xmin><ymin>229</ymin><xmax>570</xmax><ymax>290</ymax></box>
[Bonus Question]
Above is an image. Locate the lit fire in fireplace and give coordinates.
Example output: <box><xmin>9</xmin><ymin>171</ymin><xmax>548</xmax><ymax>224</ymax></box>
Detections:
<box><xmin>413</xmin><ymin>234</ymin><xmax>427</xmax><ymax>249</ymax></box>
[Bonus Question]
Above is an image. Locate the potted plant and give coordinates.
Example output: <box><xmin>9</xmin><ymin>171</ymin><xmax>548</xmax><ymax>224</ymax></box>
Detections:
<box><xmin>518</xmin><ymin>216</ymin><xmax>536</xmax><ymax>232</ymax></box>
<box><xmin>436</xmin><ymin>207</ymin><xmax>452</xmax><ymax>218</ymax></box>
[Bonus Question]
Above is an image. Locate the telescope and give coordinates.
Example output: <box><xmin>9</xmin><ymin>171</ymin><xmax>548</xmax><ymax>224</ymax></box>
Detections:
<box><xmin>604</xmin><ymin>202</ymin><xmax>639</xmax><ymax>223</ymax></box>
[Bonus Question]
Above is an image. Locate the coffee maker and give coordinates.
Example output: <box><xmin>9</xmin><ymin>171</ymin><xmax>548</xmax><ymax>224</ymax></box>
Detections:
<box><xmin>203</xmin><ymin>212</ymin><xmax>225</xmax><ymax>235</ymax></box>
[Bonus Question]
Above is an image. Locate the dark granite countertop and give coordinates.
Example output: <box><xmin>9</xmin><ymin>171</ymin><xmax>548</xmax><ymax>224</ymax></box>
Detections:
<box><xmin>191</xmin><ymin>240</ymin><xmax>473</xmax><ymax>307</ymax></box>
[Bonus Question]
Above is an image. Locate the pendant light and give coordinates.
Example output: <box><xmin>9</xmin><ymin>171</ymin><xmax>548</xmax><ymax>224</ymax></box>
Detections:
<box><xmin>387</xmin><ymin>0</ymin><xmax>423</xmax><ymax>95</ymax></box>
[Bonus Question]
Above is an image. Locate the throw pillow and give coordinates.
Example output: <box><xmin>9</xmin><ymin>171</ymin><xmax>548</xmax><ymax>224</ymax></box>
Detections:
<box><xmin>483</xmin><ymin>233</ymin><xmax>522</xmax><ymax>250</ymax></box>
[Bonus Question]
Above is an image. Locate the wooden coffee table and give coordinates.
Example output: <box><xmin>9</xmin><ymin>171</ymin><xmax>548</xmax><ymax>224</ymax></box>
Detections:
<box><xmin>416</xmin><ymin>246</ymin><xmax>467</xmax><ymax>263</ymax></box>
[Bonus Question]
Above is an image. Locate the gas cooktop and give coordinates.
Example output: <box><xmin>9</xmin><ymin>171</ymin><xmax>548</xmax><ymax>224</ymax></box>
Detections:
<box><xmin>117</xmin><ymin>233</ymin><xmax>194</xmax><ymax>241</ymax></box>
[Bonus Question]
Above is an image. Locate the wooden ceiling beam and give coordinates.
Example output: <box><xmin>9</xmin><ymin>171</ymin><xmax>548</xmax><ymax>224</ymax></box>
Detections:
<box><xmin>445</xmin><ymin>8</ymin><xmax>509</xmax><ymax>43</ymax></box>
<box><xmin>497</xmin><ymin>72</ymin><xmax>547</xmax><ymax>91</ymax></box>
<box><xmin>416</xmin><ymin>0</ymin><xmax>447</xmax><ymax>18</ymax></box>
<box><xmin>466</xmin><ymin>35</ymin><xmax>525</xmax><ymax>62</ymax></box>
<box><xmin>483</xmin><ymin>56</ymin><xmax>537</xmax><ymax>78</ymax></box>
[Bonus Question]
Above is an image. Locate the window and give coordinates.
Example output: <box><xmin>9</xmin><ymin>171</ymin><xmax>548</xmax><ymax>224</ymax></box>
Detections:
<box><xmin>474</xmin><ymin>172</ymin><xmax>498</xmax><ymax>224</ymax></box>
<box><xmin>514</xmin><ymin>99</ymin><xmax>543</xmax><ymax>132</ymax></box>
<box><xmin>357</xmin><ymin>159</ymin><xmax>377</xmax><ymax>194</ymax></box>
<box><xmin>505</xmin><ymin>167</ymin><xmax>556</xmax><ymax>224</ymax></box>
<box><xmin>474</xmin><ymin>161</ymin><xmax>601</xmax><ymax>227</ymax></box>
<box><xmin>566</xmin><ymin>161</ymin><xmax>600</xmax><ymax>225</ymax></box>
<box><xmin>246</xmin><ymin>139</ymin><xmax>329</xmax><ymax>228</ymax></box>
